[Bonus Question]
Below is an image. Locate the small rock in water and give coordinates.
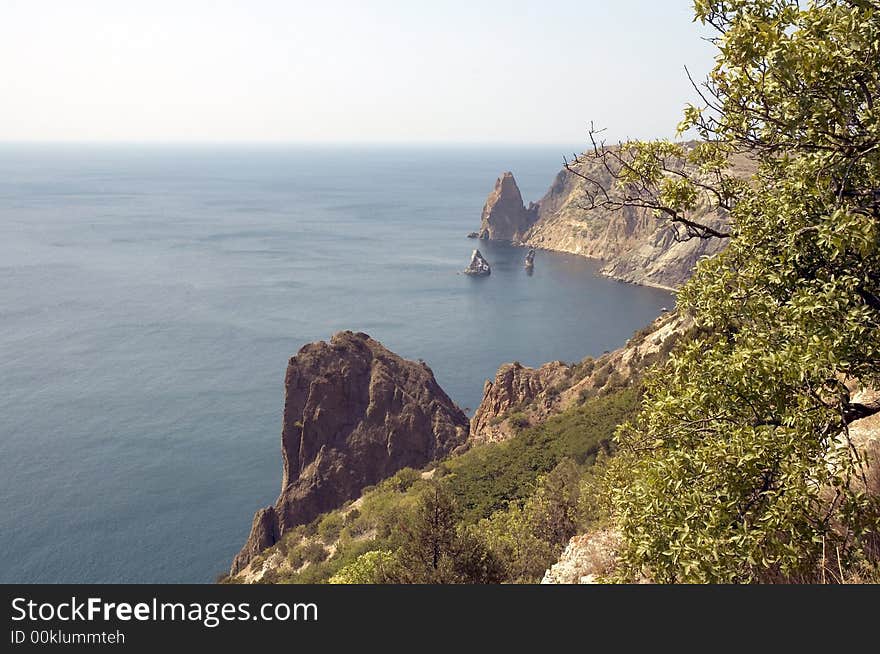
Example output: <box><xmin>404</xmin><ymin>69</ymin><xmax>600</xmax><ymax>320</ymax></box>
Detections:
<box><xmin>467</xmin><ymin>231</ymin><xmax>480</xmax><ymax>239</ymax></box>
<box><xmin>524</xmin><ymin>247</ymin><xmax>536</xmax><ymax>269</ymax></box>
<box><xmin>464</xmin><ymin>249</ymin><xmax>491</xmax><ymax>276</ymax></box>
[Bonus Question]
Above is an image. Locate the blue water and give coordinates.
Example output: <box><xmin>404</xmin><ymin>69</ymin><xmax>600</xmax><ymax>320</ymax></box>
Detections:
<box><xmin>0</xmin><ymin>144</ymin><xmax>672</xmax><ymax>583</ymax></box>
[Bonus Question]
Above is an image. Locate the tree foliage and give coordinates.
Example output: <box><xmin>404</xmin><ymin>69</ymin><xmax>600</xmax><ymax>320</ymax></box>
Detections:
<box><xmin>598</xmin><ymin>0</ymin><xmax>880</xmax><ymax>582</ymax></box>
<box><xmin>387</xmin><ymin>482</ymin><xmax>503</xmax><ymax>584</ymax></box>
<box><xmin>480</xmin><ymin>458</ymin><xmax>583</xmax><ymax>582</ymax></box>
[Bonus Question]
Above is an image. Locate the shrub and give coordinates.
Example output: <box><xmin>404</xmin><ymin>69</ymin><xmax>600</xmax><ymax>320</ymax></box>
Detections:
<box><xmin>343</xmin><ymin>508</ymin><xmax>360</xmax><ymax>526</ymax></box>
<box><xmin>391</xmin><ymin>467</ymin><xmax>421</xmax><ymax>492</ymax></box>
<box><xmin>604</xmin><ymin>0</ymin><xmax>880</xmax><ymax>583</ymax></box>
<box><xmin>385</xmin><ymin>483</ymin><xmax>504</xmax><ymax>584</ymax></box>
<box><xmin>317</xmin><ymin>512</ymin><xmax>344</xmax><ymax>543</ymax></box>
<box><xmin>329</xmin><ymin>550</ymin><xmax>398</xmax><ymax>584</ymax></box>
<box><xmin>287</xmin><ymin>546</ymin><xmax>305</xmax><ymax>570</ymax></box>
<box><xmin>301</xmin><ymin>541</ymin><xmax>329</xmax><ymax>565</ymax></box>
<box><xmin>444</xmin><ymin>388</ymin><xmax>639</xmax><ymax>522</ymax></box>
<box><xmin>508</xmin><ymin>412</ymin><xmax>530</xmax><ymax>430</ymax></box>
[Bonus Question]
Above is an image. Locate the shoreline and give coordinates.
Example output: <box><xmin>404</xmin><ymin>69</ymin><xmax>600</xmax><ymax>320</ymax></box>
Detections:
<box><xmin>514</xmin><ymin>240</ymin><xmax>680</xmax><ymax>294</ymax></box>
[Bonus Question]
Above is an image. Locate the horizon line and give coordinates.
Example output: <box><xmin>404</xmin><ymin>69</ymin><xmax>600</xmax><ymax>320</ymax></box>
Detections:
<box><xmin>0</xmin><ymin>139</ymin><xmax>590</xmax><ymax>148</ymax></box>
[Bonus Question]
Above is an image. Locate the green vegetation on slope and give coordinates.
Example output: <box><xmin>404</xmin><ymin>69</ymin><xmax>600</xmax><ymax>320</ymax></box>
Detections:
<box><xmin>591</xmin><ymin>0</ymin><xmax>880</xmax><ymax>583</ymax></box>
<box><xmin>440</xmin><ymin>387</ymin><xmax>636</xmax><ymax>522</ymax></box>
<box><xmin>231</xmin><ymin>387</ymin><xmax>639</xmax><ymax>584</ymax></box>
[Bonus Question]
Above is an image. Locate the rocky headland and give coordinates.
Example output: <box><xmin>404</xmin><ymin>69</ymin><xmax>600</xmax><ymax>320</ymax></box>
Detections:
<box><xmin>228</xmin><ymin>151</ymin><xmax>751</xmax><ymax>581</ymax></box>
<box><xmin>477</xmin><ymin>171</ymin><xmax>539</xmax><ymax>242</ymax></box>
<box><xmin>474</xmin><ymin>150</ymin><xmax>754</xmax><ymax>290</ymax></box>
<box><xmin>230</xmin><ymin>331</ymin><xmax>468</xmax><ymax>574</ymax></box>
<box><xmin>469</xmin><ymin>312</ymin><xmax>687</xmax><ymax>443</ymax></box>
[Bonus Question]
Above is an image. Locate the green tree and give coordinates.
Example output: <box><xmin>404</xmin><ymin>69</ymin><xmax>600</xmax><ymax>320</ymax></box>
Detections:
<box><xmin>526</xmin><ymin>457</ymin><xmax>581</xmax><ymax>546</ymax></box>
<box><xmin>480</xmin><ymin>459</ymin><xmax>583</xmax><ymax>582</ymax></box>
<box><xmin>480</xmin><ymin>503</ymin><xmax>557</xmax><ymax>582</ymax></box>
<box><xmin>329</xmin><ymin>550</ymin><xmax>398</xmax><ymax>584</ymax></box>
<box><xmin>391</xmin><ymin>482</ymin><xmax>503</xmax><ymax>583</ymax></box>
<box><xmin>582</xmin><ymin>0</ymin><xmax>880</xmax><ymax>582</ymax></box>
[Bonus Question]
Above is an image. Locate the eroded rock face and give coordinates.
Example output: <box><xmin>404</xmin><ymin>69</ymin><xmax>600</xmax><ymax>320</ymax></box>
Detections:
<box><xmin>476</xmin><ymin>150</ymin><xmax>754</xmax><ymax>289</ymax></box>
<box><xmin>231</xmin><ymin>508</ymin><xmax>280</xmax><ymax>575</ymax></box>
<box><xmin>541</xmin><ymin>530</ymin><xmax>624</xmax><ymax>584</ymax></box>
<box><xmin>478</xmin><ymin>172</ymin><xmax>539</xmax><ymax>242</ymax></box>
<box><xmin>470</xmin><ymin>313</ymin><xmax>688</xmax><ymax>443</ymax></box>
<box><xmin>470</xmin><ymin>361</ymin><xmax>571</xmax><ymax>443</ymax></box>
<box><xmin>523</xmin><ymin>150</ymin><xmax>741</xmax><ymax>289</ymax></box>
<box><xmin>463</xmin><ymin>249</ymin><xmax>491</xmax><ymax>276</ymax></box>
<box><xmin>230</xmin><ymin>331</ymin><xmax>469</xmax><ymax>574</ymax></box>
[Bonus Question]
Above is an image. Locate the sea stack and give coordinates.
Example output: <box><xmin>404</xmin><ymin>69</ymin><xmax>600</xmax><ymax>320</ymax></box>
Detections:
<box><xmin>464</xmin><ymin>249</ymin><xmax>491</xmax><ymax>276</ymax></box>
<box><xmin>478</xmin><ymin>171</ymin><xmax>539</xmax><ymax>242</ymax></box>
<box><xmin>525</xmin><ymin>248</ymin><xmax>536</xmax><ymax>270</ymax></box>
<box><xmin>230</xmin><ymin>331</ymin><xmax>469</xmax><ymax>574</ymax></box>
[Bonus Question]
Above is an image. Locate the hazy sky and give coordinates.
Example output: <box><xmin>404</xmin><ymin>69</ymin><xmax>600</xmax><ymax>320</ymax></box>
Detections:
<box><xmin>0</xmin><ymin>0</ymin><xmax>715</xmax><ymax>144</ymax></box>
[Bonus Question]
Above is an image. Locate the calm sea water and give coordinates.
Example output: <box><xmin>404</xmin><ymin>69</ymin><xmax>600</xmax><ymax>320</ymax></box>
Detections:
<box><xmin>0</xmin><ymin>145</ymin><xmax>672</xmax><ymax>583</ymax></box>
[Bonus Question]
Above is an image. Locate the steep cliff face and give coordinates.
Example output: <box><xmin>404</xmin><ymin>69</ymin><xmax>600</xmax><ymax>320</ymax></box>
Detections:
<box><xmin>524</xmin><ymin>161</ymin><xmax>730</xmax><ymax>290</ymax></box>
<box><xmin>478</xmin><ymin>172</ymin><xmax>539</xmax><ymax>241</ymax></box>
<box><xmin>477</xmin><ymin>151</ymin><xmax>754</xmax><ymax>289</ymax></box>
<box><xmin>470</xmin><ymin>312</ymin><xmax>689</xmax><ymax>443</ymax></box>
<box><xmin>230</xmin><ymin>331</ymin><xmax>468</xmax><ymax>574</ymax></box>
<box><xmin>470</xmin><ymin>361</ymin><xmax>570</xmax><ymax>444</ymax></box>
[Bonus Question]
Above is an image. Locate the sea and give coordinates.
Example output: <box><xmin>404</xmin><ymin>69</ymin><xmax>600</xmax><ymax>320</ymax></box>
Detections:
<box><xmin>0</xmin><ymin>144</ymin><xmax>673</xmax><ymax>583</ymax></box>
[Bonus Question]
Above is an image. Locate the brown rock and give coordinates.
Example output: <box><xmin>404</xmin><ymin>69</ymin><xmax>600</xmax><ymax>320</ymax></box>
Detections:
<box><xmin>230</xmin><ymin>507</ymin><xmax>279</xmax><ymax>575</ymax></box>
<box><xmin>470</xmin><ymin>313</ymin><xmax>689</xmax><ymax>443</ymax></box>
<box><xmin>470</xmin><ymin>361</ymin><xmax>571</xmax><ymax>443</ymax></box>
<box><xmin>474</xmin><ymin>146</ymin><xmax>754</xmax><ymax>290</ymax></box>
<box><xmin>522</xmin><ymin>156</ymin><xmax>730</xmax><ymax>290</ymax></box>
<box><xmin>848</xmin><ymin>387</ymin><xmax>880</xmax><ymax>497</ymax></box>
<box><xmin>230</xmin><ymin>331</ymin><xmax>468</xmax><ymax>574</ymax></box>
<box><xmin>478</xmin><ymin>172</ymin><xmax>538</xmax><ymax>242</ymax></box>
<box><xmin>463</xmin><ymin>249</ymin><xmax>491</xmax><ymax>276</ymax></box>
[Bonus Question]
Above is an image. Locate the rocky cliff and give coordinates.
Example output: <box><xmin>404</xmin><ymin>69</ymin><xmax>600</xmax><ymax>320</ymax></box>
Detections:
<box><xmin>470</xmin><ymin>312</ymin><xmax>689</xmax><ymax>443</ymax></box>
<box><xmin>230</xmin><ymin>331</ymin><xmax>468</xmax><ymax>574</ymax></box>
<box><xmin>477</xmin><ymin>171</ymin><xmax>538</xmax><ymax>241</ymax></box>
<box><xmin>477</xmin><ymin>152</ymin><xmax>754</xmax><ymax>289</ymax></box>
<box><xmin>470</xmin><ymin>361</ymin><xmax>570</xmax><ymax>444</ymax></box>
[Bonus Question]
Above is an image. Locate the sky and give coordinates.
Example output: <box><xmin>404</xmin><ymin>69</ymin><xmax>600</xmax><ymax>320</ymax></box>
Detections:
<box><xmin>0</xmin><ymin>0</ymin><xmax>716</xmax><ymax>144</ymax></box>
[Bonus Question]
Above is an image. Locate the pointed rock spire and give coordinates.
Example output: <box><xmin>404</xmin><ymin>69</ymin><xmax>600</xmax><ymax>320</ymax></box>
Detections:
<box><xmin>476</xmin><ymin>171</ymin><xmax>539</xmax><ymax>242</ymax></box>
<box><xmin>464</xmin><ymin>249</ymin><xmax>491</xmax><ymax>276</ymax></box>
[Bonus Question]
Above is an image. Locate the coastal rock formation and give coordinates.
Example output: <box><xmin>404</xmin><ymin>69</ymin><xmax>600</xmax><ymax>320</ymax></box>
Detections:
<box><xmin>230</xmin><ymin>331</ymin><xmax>469</xmax><ymax>574</ymax></box>
<box><xmin>470</xmin><ymin>312</ymin><xmax>688</xmax><ymax>443</ymax></box>
<box><xmin>470</xmin><ymin>361</ymin><xmax>571</xmax><ymax>443</ymax></box>
<box><xmin>523</xmin><ymin>159</ymin><xmax>730</xmax><ymax>290</ymax></box>
<box><xmin>524</xmin><ymin>248</ymin><xmax>535</xmax><ymax>270</ymax></box>
<box><xmin>478</xmin><ymin>172</ymin><xmax>538</xmax><ymax>242</ymax></box>
<box><xmin>463</xmin><ymin>249</ymin><xmax>491</xmax><ymax>276</ymax></box>
<box><xmin>476</xmin><ymin>150</ymin><xmax>754</xmax><ymax>289</ymax></box>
